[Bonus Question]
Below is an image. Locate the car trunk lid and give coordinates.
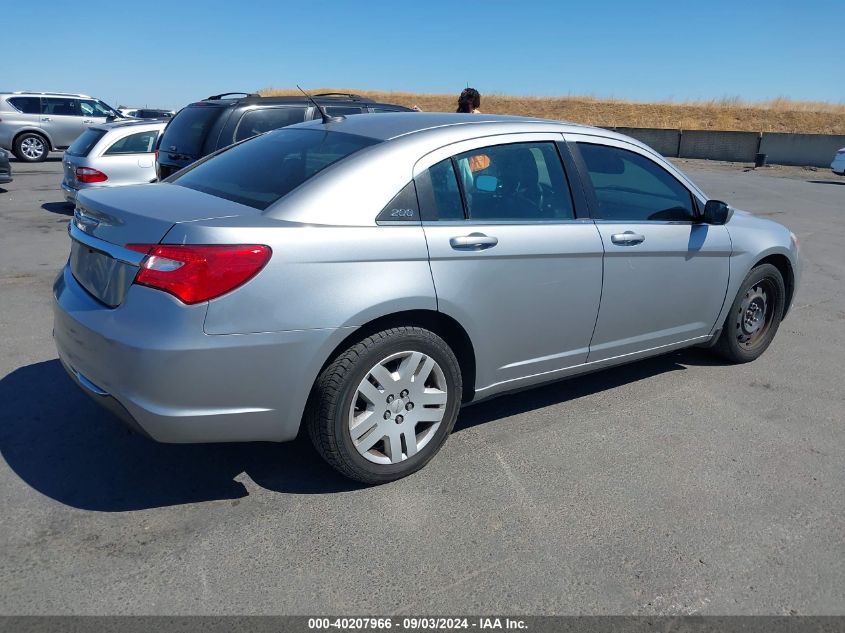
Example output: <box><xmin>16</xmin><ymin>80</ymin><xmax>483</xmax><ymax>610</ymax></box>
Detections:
<box><xmin>69</xmin><ymin>183</ymin><xmax>261</xmax><ymax>306</ymax></box>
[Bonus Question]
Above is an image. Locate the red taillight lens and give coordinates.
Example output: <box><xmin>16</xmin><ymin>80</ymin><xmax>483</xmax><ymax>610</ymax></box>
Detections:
<box><xmin>154</xmin><ymin>149</ymin><xmax>159</xmax><ymax>161</ymax></box>
<box><xmin>125</xmin><ymin>244</ymin><xmax>272</xmax><ymax>304</ymax></box>
<box><xmin>76</xmin><ymin>167</ymin><xmax>108</xmax><ymax>183</ymax></box>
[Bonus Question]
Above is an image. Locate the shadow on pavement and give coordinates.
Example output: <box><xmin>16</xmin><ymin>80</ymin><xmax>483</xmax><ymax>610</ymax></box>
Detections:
<box><xmin>1</xmin><ymin>350</ymin><xmax>726</xmax><ymax>512</ymax></box>
<box><xmin>41</xmin><ymin>202</ymin><xmax>74</xmax><ymax>216</ymax></box>
<box><xmin>807</xmin><ymin>179</ymin><xmax>845</xmax><ymax>185</ymax></box>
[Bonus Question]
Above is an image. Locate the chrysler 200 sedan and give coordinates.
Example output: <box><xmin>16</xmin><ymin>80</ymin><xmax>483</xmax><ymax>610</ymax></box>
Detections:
<box><xmin>53</xmin><ymin>113</ymin><xmax>800</xmax><ymax>483</ymax></box>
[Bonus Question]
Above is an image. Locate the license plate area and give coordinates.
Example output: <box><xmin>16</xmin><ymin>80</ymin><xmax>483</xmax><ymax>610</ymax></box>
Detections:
<box><xmin>70</xmin><ymin>240</ymin><xmax>138</xmax><ymax>307</ymax></box>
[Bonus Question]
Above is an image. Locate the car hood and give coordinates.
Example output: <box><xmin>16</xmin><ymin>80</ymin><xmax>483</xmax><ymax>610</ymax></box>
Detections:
<box><xmin>74</xmin><ymin>182</ymin><xmax>262</xmax><ymax>246</ymax></box>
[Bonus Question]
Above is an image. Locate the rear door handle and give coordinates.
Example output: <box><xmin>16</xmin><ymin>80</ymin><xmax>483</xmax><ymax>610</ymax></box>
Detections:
<box><xmin>449</xmin><ymin>233</ymin><xmax>498</xmax><ymax>250</ymax></box>
<box><xmin>610</xmin><ymin>231</ymin><xmax>645</xmax><ymax>246</ymax></box>
<box><xmin>41</xmin><ymin>117</ymin><xmax>51</xmax><ymax>122</ymax></box>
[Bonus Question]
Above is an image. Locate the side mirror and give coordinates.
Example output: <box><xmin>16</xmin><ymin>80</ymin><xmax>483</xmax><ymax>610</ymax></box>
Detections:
<box><xmin>702</xmin><ymin>199</ymin><xmax>732</xmax><ymax>225</ymax></box>
<box><xmin>475</xmin><ymin>174</ymin><xmax>499</xmax><ymax>192</ymax></box>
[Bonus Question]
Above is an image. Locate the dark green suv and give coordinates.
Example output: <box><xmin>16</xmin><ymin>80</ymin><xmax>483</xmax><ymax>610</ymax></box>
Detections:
<box><xmin>155</xmin><ymin>92</ymin><xmax>412</xmax><ymax>179</ymax></box>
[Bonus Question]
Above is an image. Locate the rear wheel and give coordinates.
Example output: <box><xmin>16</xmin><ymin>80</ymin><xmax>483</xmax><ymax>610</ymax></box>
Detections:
<box><xmin>14</xmin><ymin>132</ymin><xmax>49</xmax><ymax>162</ymax></box>
<box><xmin>306</xmin><ymin>327</ymin><xmax>462</xmax><ymax>484</ymax></box>
<box><xmin>714</xmin><ymin>263</ymin><xmax>785</xmax><ymax>363</ymax></box>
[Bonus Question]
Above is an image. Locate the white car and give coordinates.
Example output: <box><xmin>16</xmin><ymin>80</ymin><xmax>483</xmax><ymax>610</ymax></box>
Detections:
<box><xmin>831</xmin><ymin>147</ymin><xmax>845</xmax><ymax>175</ymax></box>
<box><xmin>119</xmin><ymin>108</ymin><xmax>174</xmax><ymax>119</ymax></box>
<box><xmin>61</xmin><ymin>119</ymin><xmax>166</xmax><ymax>203</ymax></box>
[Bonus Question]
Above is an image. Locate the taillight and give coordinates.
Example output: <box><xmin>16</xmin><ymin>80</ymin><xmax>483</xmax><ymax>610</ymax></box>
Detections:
<box><xmin>154</xmin><ymin>149</ymin><xmax>159</xmax><ymax>161</ymax></box>
<box><xmin>125</xmin><ymin>244</ymin><xmax>272</xmax><ymax>304</ymax></box>
<box><xmin>76</xmin><ymin>167</ymin><xmax>108</xmax><ymax>183</ymax></box>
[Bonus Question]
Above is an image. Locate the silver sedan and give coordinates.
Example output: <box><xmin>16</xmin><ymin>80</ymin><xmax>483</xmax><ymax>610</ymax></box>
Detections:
<box><xmin>53</xmin><ymin>113</ymin><xmax>801</xmax><ymax>483</ymax></box>
<box><xmin>61</xmin><ymin>120</ymin><xmax>165</xmax><ymax>203</ymax></box>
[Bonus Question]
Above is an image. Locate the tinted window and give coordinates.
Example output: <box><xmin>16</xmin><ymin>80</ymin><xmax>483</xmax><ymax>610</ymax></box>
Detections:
<box><xmin>416</xmin><ymin>159</ymin><xmax>465</xmax><ymax>221</ymax></box>
<box><xmin>7</xmin><ymin>97</ymin><xmax>41</xmax><ymax>114</ymax></box>
<box><xmin>578</xmin><ymin>143</ymin><xmax>695</xmax><ymax>221</ymax></box>
<box><xmin>172</xmin><ymin>128</ymin><xmax>379</xmax><ymax>210</ymax></box>
<box><xmin>234</xmin><ymin>107</ymin><xmax>308</xmax><ymax>142</ymax></box>
<box><xmin>324</xmin><ymin>106</ymin><xmax>364</xmax><ymax>117</ymax></box>
<box><xmin>104</xmin><ymin>130</ymin><xmax>159</xmax><ymax>155</ymax></box>
<box><xmin>159</xmin><ymin>105</ymin><xmax>225</xmax><ymax>157</ymax></box>
<box><xmin>65</xmin><ymin>129</ymin><xmax>107</xmax><ymax>156</ymax></box>
<box><xmin>42</xmin><ymin>98</ymin><xmax>80</xmax><ymax>116</ymax></box>
<box><xmin>454</xmin><ymin>142</ymin><xmax>575</xmax><ymax>221</ymax></box>
<box><xmin>79</xmin><ymin>100</ymin><xmax>113</xmax><ymax>117</ymax></box>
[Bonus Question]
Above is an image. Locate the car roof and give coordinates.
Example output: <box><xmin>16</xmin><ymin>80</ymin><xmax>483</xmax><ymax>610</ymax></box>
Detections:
<box><xmin>1</xmin><ymin>91</ymin><xmax>92</xmax><ymax>98</ymax></box>
<box><xmin>188</xmin><ymin>94</ymin><xmax>411</xmax><ymax>109</ymax></box>
<box><xmin>90</xmin><ymin>120</ymin><xmax>168</xmax><ymax>134</ymax></box>
<box><xmin>292</xmin><ymin>112</ymin><xmax>602</xmax><ymax>141</ymax></box>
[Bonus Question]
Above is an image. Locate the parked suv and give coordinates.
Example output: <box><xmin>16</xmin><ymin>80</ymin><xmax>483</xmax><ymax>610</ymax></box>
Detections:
<box><xmin>155</xmin><ymin>92</ymin><xmax>412</xmax><ymax>179</ymax></box>
<box><xmin>0</xmin><ymin>92</ymin><xmax>124</xmax><ymax>162</ymax></box>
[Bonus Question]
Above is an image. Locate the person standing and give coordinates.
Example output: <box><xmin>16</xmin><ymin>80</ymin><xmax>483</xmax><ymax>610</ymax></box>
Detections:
<box><xmin>456</xmin><ymin>88</ymin><xmax>481</xmax><ymax>113</ymax></box>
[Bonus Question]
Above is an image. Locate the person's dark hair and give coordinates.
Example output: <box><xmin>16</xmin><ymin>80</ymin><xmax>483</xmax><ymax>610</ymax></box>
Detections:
<box><xmin>456</xmin><ymin>88</ymin><xmax>481</xmax><ymax>113</ymax></box>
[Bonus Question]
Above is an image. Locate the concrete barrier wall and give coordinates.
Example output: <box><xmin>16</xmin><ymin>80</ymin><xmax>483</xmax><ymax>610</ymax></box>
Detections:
<box><xmin>759</xmin><ymin>133</ymin><xmax>845</xmax><ymax>167</ymax></box>
<box><xmin>613</xmin><ymin>127</ymin><xmax>680</xmax><ymax>157</ymax></box>
<box><xmin>679</xmin><ymin>130</ymin><xmax>760</xmax><ymax>162</ymax></box>
<box><xmin>608</xmin><ymin>127</ymin><xmax>841</xmax><ymax>167</ymax></box>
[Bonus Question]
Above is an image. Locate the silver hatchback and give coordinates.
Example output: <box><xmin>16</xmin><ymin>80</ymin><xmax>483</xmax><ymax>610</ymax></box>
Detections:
<box><xmin>53</xmin><ymin>113</ymin><xmax>800</xmax><ymax>483</ymax></box>
<box><xmin>61</xmin><ymin>120</ymin><xmax>165</xmax><ymax>203</ymax></box>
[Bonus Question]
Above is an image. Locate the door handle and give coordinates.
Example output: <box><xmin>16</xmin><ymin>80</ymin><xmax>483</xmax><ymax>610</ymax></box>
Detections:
<box><xmin>41</xmin><ymin>117</ymin><xmax>51</xmax><ymax>122</ymax></box>
<box><xmin>610</xmin><ymin>231</ymin><xmax>645</xmax><ymax>246</ymax></box>
<box><xmin>82</xmin><ymin>119</ymin><xmax>94</xmax><ymax>123</ymax></box>
<box><xmin>449</xmin><ymin>232</ymin><xmax>498</xmax><ymax>250</ymax></box>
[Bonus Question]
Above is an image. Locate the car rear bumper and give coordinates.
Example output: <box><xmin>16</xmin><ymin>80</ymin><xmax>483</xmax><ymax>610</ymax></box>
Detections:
<box><xmin>61</xmin><ymin>182</ymin><xmax>78</xmax><ymax>203</ymax></box>
<box><xmin>53</xmin><ymin>264</ymin><xmax>345</xmax><ymax>444</ymax></box>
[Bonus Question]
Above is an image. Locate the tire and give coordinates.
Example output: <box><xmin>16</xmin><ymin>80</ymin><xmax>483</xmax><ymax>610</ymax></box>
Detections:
<box><xmin>13</xmin><ymin>132</ymin><xmax>49</xmax><ymax>162</ymax></box>
<box><xmin>714</xmin><ymin>263</ymin><xmax>786</xmax><ymax>363</ymax></box>
<box><xmin>307</xmin><ymin>327</ymin><xmax>462</xmax><ymax>484</ymax></box>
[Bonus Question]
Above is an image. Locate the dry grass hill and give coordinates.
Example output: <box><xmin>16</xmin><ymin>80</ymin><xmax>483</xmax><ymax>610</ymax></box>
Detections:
<box><xmin>260</xmin><ymin>88</ymin><xmax>845</xmax><ymax>135</ymax></box>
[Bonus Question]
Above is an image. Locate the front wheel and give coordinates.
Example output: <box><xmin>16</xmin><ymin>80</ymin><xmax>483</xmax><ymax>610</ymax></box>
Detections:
<box><xmin>306</xmin><ymin>327</ymin><xmax>462</xmax><ymax>484</ymax></box>
<box><xmin>714</xmin><ymin>263</ymin><xmax>786</xmax><ymax>363</ymax></box>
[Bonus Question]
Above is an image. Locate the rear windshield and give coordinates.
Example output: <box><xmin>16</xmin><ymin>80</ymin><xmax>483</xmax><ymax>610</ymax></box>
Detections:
<box><xmin>65</xmin><ymin>129</ymin><xmax>107</xmax><ymax>157</ymax></box>
<box><xmin>172</xmin><ymin>128</ymin><xmax>379</xmax><ymax>210</ymax></box>
<box><xmin>159</xmin><ymin>105</ymin><xmax>224</xmax><ymax>157</ymax></box>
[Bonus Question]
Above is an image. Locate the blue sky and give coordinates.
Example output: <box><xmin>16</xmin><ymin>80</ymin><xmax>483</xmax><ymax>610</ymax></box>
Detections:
<box><xmin>4</xmin><ymin>0</ymin><xmax>843</xmax><ymax>110</ymax></box>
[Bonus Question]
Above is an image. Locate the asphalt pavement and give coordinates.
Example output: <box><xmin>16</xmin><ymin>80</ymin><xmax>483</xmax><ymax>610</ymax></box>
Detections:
<box><xmin>0</xmin><ymin>158</ymin><xmax>843</xmax><ymax>615</ymax></box>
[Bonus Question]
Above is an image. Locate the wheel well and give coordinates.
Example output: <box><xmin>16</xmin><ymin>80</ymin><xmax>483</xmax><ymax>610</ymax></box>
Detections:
<box><xmin>13</xmin><ymin>129</ymin><xmax>51</xmax><ymax>151</ymax></box>
<box><xmin>755</xmin><ymin>254</ymin><xmax>795</xmax><ymax>318</ymax></box>
<box><xmin>319</xmin><ymin>310</ymin><xmax>477</xmax><ymax>402</ymax></box>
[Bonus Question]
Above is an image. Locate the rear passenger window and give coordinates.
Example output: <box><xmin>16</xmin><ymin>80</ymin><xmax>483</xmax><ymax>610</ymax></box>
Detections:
<box><xmin>453</xmin><ymin>142</ymin><xmax>575</xmax><ymax>221</ymax></box>
<box><xmin>234</xmin><ymin>107</ymin><xmax>308</xmax><ymax>142</ymax></box>
<box><xmin>104</xmin><ymin>130</ymin><xmax>159</xmax><ymax>155</ymax></box>
<box><xmin>578</xmin><ymin>143</ymin><xmax>695</xmax><ymax>221</ymax></box>
<box><xmin>42</xmin><ymin>98</ymin><xmax>80</xmax><ymax>116</ymax></box>
<box><xmin>8</xmin><ymin>97</ymin><xmax>41</xmax><ymax>114</ymax></box>
<box><xmin>416</xmin><ymin>159</ymin><xmax>465</xmax><ymax>221</ymax></box>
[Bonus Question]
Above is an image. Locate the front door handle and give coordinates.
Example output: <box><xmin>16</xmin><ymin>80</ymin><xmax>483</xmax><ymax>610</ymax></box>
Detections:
<box><xmin>41</xmin><ymin>117</ymin><xmax>51</xmax><ymax>122</ymax></box>
<box><xmin>610</xmin><ymin>231</ymin><xmax>645</xmax><ymax>246</ymax></box>
<box><xmin>449</xmin><ymin>232</ymin><xmax>498</xmax><ymax>250</ymax></box>
<box><xmin>82</xmin><ymin>119</ymin><xmax>94</xmax><ymax>123</ymax></box>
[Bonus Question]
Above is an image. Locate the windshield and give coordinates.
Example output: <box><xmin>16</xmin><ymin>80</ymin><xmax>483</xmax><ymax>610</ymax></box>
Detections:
<box><xmin>159</xmin><ymin>105</ymin><xmax>225</xmax><ymax>158</ymax></box>
<box><xmin>172</xmin><ymin>128</ymin><xmax>380</xmax><ymax>210</ymax></box>
<box><xmin>66</xmin><ymin>128</ymin><xmax>107</xmax><ymax>157</ymax></box>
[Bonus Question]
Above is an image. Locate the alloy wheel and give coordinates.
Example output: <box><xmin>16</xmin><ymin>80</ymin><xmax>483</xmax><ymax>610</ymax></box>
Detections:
<box><xmin>21</xmin><ymin>136</ymin><xmax>46</xmax><ymax>160</ymax></box>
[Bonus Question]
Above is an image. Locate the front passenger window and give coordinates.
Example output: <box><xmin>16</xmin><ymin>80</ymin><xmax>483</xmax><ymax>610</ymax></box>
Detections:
<box><xmin>578</xmin><ymin>143</ymin><xmax>695</xmax><ymax>221</ymax></box>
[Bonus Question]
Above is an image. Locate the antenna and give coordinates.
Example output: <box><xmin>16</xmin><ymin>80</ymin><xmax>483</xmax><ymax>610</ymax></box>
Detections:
<box><xmin>297</xmin><ymin>85</ymin><xmax>345</xmax><ymax>124</ymax></box>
